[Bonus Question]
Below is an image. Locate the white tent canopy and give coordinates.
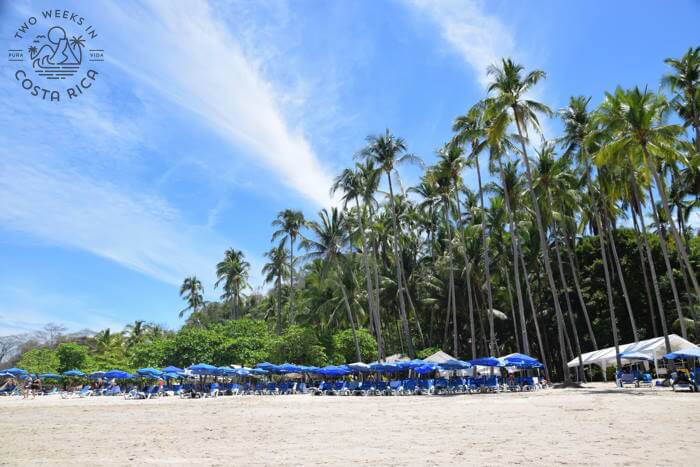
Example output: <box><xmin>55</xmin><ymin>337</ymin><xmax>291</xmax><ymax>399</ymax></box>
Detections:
<box><xmin>567</xmin><ymin>334</ymin><xmax>696</xmax><ymax>370</ymax></box>
<box><xmin>423</xmin><ymin>350</ymin><xmax>455</xmax><ymax>363</ymax></box>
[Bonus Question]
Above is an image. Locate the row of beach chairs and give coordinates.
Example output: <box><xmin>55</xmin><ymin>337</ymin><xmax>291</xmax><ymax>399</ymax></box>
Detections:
<box><xmin>311</xmin><ymin>377</ymin><xmax>543</xmax><ymax>396</ymax></box>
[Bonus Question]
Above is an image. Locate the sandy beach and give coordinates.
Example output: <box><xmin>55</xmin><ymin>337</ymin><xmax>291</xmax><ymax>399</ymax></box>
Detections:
<box><xmin>1</xmin><ymin>383</ymin><xmax>698</xmax><ymax>466</ymax></box>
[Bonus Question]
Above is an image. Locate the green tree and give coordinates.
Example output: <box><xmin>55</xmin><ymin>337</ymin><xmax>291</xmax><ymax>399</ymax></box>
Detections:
<box><xmin>18</xmin><ymin>348</ymin><xmax>58</xmax><ymax>374</ymax></box>
<box><xmin>333</xmin><ymin>328</ymin><xmax>377</xmax><ymax>363</ymax></box>
<box><xmin>56</xmin><ymin>343</ymin><xmax>91</xmax><ymax>373</ymax></box>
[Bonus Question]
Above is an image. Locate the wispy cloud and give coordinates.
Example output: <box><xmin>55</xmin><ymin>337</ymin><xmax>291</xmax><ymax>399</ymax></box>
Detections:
<box><xmin>404</xmin><ymin>0</ymin><xmax>514</xmax><ymax>89</ymax></box>
<box><xmin>103</xmin><ymin>0</ymin><xmax>337</xmax><ymax>207</ymax></box>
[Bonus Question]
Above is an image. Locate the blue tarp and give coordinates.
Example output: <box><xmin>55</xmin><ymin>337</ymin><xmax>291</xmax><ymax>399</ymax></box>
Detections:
<box><xmin>664</xmin><ymin>347</ymin><xmax>700</xmax><ymax>360</ymax></box>
<box><xmin>469</xmin><ymin>357</ymin><xmax>505</xmax><ymax>367</ymax></box>
<box><xmin>63</xmin><ymin>370</ymin><xmax>86</xmax><ymax>377</ymax></box>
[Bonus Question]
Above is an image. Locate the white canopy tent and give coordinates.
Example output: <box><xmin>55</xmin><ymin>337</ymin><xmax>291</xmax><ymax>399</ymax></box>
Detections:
<box><xmin>567</xmin><ymin>334</ymin><xmax>696</xmax><ymax>375</ymax></box>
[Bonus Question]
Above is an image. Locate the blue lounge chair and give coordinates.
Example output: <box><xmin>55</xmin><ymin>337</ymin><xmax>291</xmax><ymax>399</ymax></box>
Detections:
<box><xmin>266</xmin><ymin>382</ymin><xmax>278</xmax><ymax>395</ymax></box>
<box><xmin>482</xmin><ymin>376</ymin><xmax>499</xmax><ymax>393</ymax></box>
<box><xmin>386</xmin><ymin>380</ymin><xmax>403</xmax><ymax>396</ymax></box>
<box><xmin>434</xmin><ymin>377</ymin><xmax>449</xmax><ymax>394</ymax></box>
<box><xmin>402</xmin><ymin>379</ymin><xmax>417</xmax><ymax>395</ymax></box>
<box><xmin>415</xmin><ymin>379</ymin><xmax>434</xmax><ymax>395</ymax></box>
<box><xmin>448</xmin><ymin>378</ymin><xmax>465</xmax><ymax>394</ymax></box>
<box><xmin>373</xmin><ymin>380</ymin><xmax>387</xmax><ymax>396</ymax></box>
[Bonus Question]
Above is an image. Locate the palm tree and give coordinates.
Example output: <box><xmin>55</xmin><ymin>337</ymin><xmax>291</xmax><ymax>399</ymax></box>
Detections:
<box><xmin>123</xmin><ymin>320</ymin><xmax>147</xmax><ymax>346</ymax></box>
<box><xmin>272</xmin><ymin>209</ymin><xmax>306</xmax><ymax>320</ymax></box>
<box><xmin>303</xmin><ymin>208</ymin><xmax>362</xmax><ymax>361</ymax></box>
<box><xmin>360</xmin><ymin>129</ymin><xmax>421</xmax><ymax>358</ymax></box>
<box><xmin>485</xmin><ymin>58</ymin><xmax>570</xmax><ymax>381</ymax></box>
<box><xmin>262</xmin><ymin>243</ymin><xmax>289</xmax><ymax>335</ymax></box>
<box><xmin>452</xmin><ymin>103</ymin><xmax>499</xmax><ymax>355</ymax></box>
<box><xmin>662</xmin><ymin>46</ymin><xmax>700</xmax><ymax>154</ymax></box>
<box><xmin>179</xmin><ymin>276</ymin><xmax>204</xmax><ymax>321</ymax></box>
<box><xmin>215</xmin><ymin>249</ymin><xmax>250</xmax><ymax>320</ymax></box>
<box><xmin>594</xmin><ymin>87</ymin><xmax>700</xmax><ymax>330</ymax></box>
<box><xmin>560</xmin><ymin>95</ymin><xmax>623</xmax><ymax>368</ymax></box>
<box><xmin>332</xmin><ymin>165</ymin><xmax>384</xmax><ymax>359</ymax></box>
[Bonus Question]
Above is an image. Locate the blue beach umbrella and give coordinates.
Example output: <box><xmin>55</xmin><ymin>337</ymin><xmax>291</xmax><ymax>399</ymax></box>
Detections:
<box><xmin>89</xmin><ymin>371</ymin><xmax>105</xmax><ymax>379</ymax></box>
<box><xmin>104</xmin><ymin>370</ymin><xmax>132</xmax><ymax>379</ymax></box>
<box><xmin>664</xmin><ymin>347</ymin><xmax>700</xmax><ymax>360</ymax></box>
<box><xmin>469</xmin><ymin>357</ymin><xmax>505</xmax><ymax>367</ymax></box>
<box><xmin>162</xmin><ymin>366</ymin><xmax>183</xmax><ymax>373</ymax></box>
<box><xmin>438</xmin><ymin>359</ymin><xmax>472</xmax><ymax>370</ymax></box>
<box><xmin>618</xmin><ymin>351</ymin><xmax>653</xmax><ymax>362</ymax></box>
<box><xmin>5</xmin><ymin>368</ymin><xmax>27</xmax><ymax>376</ymax></box>
<box><xmin>39</xmin><ymin>373</ymin><xmax>61</xmax><ymax>379</ymax></box>
<box><xmin>413</xmin><ymin>363</ymin><xmax>438</xmax><ymax>375</ymax></box>
<box><xmin>397</xmin><ymin>359</ymin><xmax>427</xmax><ymax>370</ymax></box>
<box><xmin>137</xmin><ymin>368</ymin><xmax>164</xmax><ymax>378</ymax></box>
<box><xmin>63</xmin><ymin>370</ymin><xmax>86</xmax><ymax>377</ymax></box>
<box><xmin>188</xmin><ymin>363</ymin><xmax>218</xmax><ymax>375</ymax></box>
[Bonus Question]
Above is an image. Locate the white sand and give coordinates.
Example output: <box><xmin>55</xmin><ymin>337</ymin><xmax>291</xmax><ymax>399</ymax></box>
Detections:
<box><xmin>1</xmin><ymin>383</ymin><xmax>698</xmax><ymax>466</ymax></box>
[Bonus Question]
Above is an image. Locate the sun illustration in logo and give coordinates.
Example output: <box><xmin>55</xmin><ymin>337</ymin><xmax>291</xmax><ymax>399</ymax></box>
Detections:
<box><xmin>29</xmin><ymin>26</ymin><xmax>85</xmax><ymax>79</ymax></box>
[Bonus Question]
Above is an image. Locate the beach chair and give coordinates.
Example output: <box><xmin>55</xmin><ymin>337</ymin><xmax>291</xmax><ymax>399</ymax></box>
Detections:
<box><xmin>296</xmin><ymin>382</ymin><xmax>306</xmax><ymax>394</ymax></box>
<box><xmin>482</xmin><ymin>376</ymin><xmax>499</xmax><ymax>393</ymax></box>
<box><xmin>0</xmin><ymin>385</ymin><xmax>17</xmax><ymax>396</ymax></box>
<box><xmin>520</xmin><ymin>377</ymin><xmax>537</xmax><ymax>391</ymax></box>
<box><xmin>637</xmin><ymin>373</ymin><xmax>653</xmax><ymax>388</ymax></box>
<box><xmin>385</xmin><ymin>380</ymin><xmax>403</xmax><ymax>396</ymax></box>
<box><xmin>312</xmin><ymin>381</ymin><xmax>328</xmax><ymax>396</ymax></box>
<box><xmin>147</xmin><ymin>385</ymin><xmax>163</xmax><ymax>399</ymax></box>
<box><xmin>346</xmin><ymin>381</ymin><xmax>359</xmax><ymax>395</ymax></box>
<box><xmin>671</xmin><ymin>370</ymin><xmax>693</xmax><ymax>392</ymax></box>
<box><xmin>464</xmin><ymin>377</ymin><xmax>478</xmax><ymax>394</ymax></box>
<box><xmin>448</xmin><ymin>378</ymin><xmax>465</xmax><ymax>394</ymax></box>
<box><xmin>619</xmin><ymin>373</ymin><xmax>638</xmax><ymax>388</ymax></box>
<box><xmin>415</xmin><ymin>379</ymin><xmax>434</xmax><ymax>395</ymax></box>
<box><xmin>434</xmin><ymin>377</ymin><xmax>449</xmax><ymax>395</ymax></box>
<box><xmin>373</xmin><ymin>380</ymin><xmax>387</xmax><ymax>396</ymax></box>
<box><xmin>402</xmin><ymin>379</ymin><xmax>417</xmax><ymax>395</ymax></box>
<box><xmin>265</xmin><ymin>382</ymin><xmax>278</xmax><ymax>395</ymax></box>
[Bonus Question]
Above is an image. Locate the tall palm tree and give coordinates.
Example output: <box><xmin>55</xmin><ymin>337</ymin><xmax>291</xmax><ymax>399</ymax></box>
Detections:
<box><xmin>303</xmin><ymin>208</ymin><xmax>362</xmax><ymax>361</ymax></box>
<box><xmin>485</xmin><ymin>58</ymin><xmax>570</xmax><ymax>381</ymax></box>
<box><xmin>179</xmin><ymin>276</ymin><xmax>204</xmax><ymax>321</ymax></box>
<box><xmin>262</xmin><ymin>243</ymin><xmax>289</xmax><ymax>335</ymax></box>
<box><xmin>360</xmin><ymin>129</ymin><xmax>421</xmax><ymax>358</ymax></box>
<box><xmin>662</xmin><ymin>46</ymin><xmax>700</xmax><ymax>154</ymax></box>
<box><xmin>452</xmin><ymin>103</ymin><xmax>498</xmax><ymax>355</ymax></box>
<box><xmin>272</xmin><ymin>209</ymin><xmax>306</xmax><ymax>320</ymax></box>
<box><xmin>215</xmin><ymin>249</ymin><xmax>250</xmax><ymax>320</ymax></box>
<box><xmin>332</xmin><ymin>165</ymin><xmax>385</xmax><ymax>359</ymax></box>
<box><xmin>560</xmin><ymin>95</ymin><xmax>623</xmax><ymax>368</ymax></box>
<box><xmin>594</xmin><ymin>87</ymin><xmax>700</xmax><ymax>326</ymax></box>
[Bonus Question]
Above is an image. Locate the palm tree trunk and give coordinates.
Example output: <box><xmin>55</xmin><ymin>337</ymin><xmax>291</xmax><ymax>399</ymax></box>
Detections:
<box><xmin>514</xmin><ymin>117</ymin><xmax>569</xmax><ymax>382</ymax></box>
<box><xmin>289</xmin><ymin>238</ymin><xmax>295</xmax><ymax>321</ymax></box>
<box><xmin>497</xmin><ymin>158</ymin><xmax>529</xmax><ymax>354</ymax></box>
<box><xmin>386</xmin><ymin>172</ymin><xmax>416</xmax><ymax>357</ymax></box>
<box><xmin>337</xmin><ymin>266</ymin><xmax>362</xmax><ymax>362</ymax></box>
<box><xmin>520</xmin><ymin>249</ymin><xmax>550</xmax><ymax>382</ymax></box>
<box><xmin>276</xmin><ymin>277</ymin><xmax>282</xmax><ymax>335</ymax></box>
<box><xmin>647</xmin><ymin>188</ymin><xmax>687</xmax><ymax>339</ymax></box>
<box><xmin>644</xmin><ymin>147</ymin><xmax>700</xmax><ymax>301</ymax></box>
<box><xmin>474</xmin><ymin>154</ymin><xmax>496</xmax><ymax>354</ymax></box>
<box><xmin>400</xmin><ymin>267</ymin><xmax>426</xmax><ymax>347</ymax></box>
<box><xmin>563</xmin><ymin>237</ymin><xmax>598</xmax><ymax>350</ymax></box>
<box><xmin>547</xmin><ymin>193</ymin><xmax>585</xmax><ymax>381</ymax></box>
<box><xmin>631</xmin><ymin>206</ymin><xmax>658</xmax><ymax>337</ymax></box>
<box><xmin>606</xmin><ymin>223</ymin><xmax>639</xmax><ymax>341</ymax></box>
<box><xmin>505</xmin><ymin>267</ymin><xmax>520</xmax><ymax>352</ymax></box>
<box><xmin>442</xmin><ymin>198</ymin><xmax>459</xmax><ymax>356</ymax></box>
<box><xmin>634</xmin><ymin>188</ymin><xmax>673</xmax><ymax>354</ymax></box>
<box><xmin>467</xmin><ymin>264</ymin><xmax>476</xmax><ymax>359</ymax></box>
<box><xmin>354</xmin><ymin>197</ymin><xmax>384</xmax><ymax>359</ymax></box>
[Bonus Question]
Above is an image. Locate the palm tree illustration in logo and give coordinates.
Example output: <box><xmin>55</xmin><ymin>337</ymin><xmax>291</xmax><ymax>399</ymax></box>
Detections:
<box><xmin>29</xmin><ymin>26</ymin><xmax>85</xmax><ymax>79</ymax></box>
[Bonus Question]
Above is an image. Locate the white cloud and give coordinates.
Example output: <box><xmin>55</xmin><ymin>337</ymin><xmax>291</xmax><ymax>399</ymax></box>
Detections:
<box><xmin>103</xmin><ymin>0</ymin><xmax>337</xmax><ymax>207</ymax></box>
<box><xmin>0</xmin><ymin>154</ymin><xmax>224</xmax><ymax>287</ymax></box>
<box><xmin>404</xmin><ymin>0</ymin><xmax>514</xmax><ymax>89</ymax></box>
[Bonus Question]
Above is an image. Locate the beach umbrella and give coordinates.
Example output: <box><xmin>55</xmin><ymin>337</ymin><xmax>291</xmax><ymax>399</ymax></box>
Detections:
<box><xmin>63</xmin><ymin>370</ymin><xmax>86</xmax><ymax>377</ymax></box>
<box><xmin>249</xmin><ymin>368</ymin><xmax>269</xmax><ymax>376</ymax></box>
<box><xmin>438</xmin><ymin>359</ymin><xmax>472</xmax><ymax>370</ymax></box>
<box><xmin>137</xmin><ymin>368</ymin><xmax>164</xmax><ymax>378</ymax></box>
<box><xmin>618</xmin><ymin>351</ymin><xmax>653</xmax><ymax>362</ymax></box>
<box><xmin>188</xmin><ymin>363</ymin><xmax>219</xmax><ymax>375</ymax></box>
<box><xmin>103</xmin><ymin>370</ymin><xmax>132</xmax><ymax>379</ymax></box>
<box><xmin>664</xmin><ymin>347</ymin><xmax>700</xmax><ymax>360</ymax></box>
<box><xmin>468</xmin><ymin>357</ymin><xmax>505</xmax><ymax>367</ymax></box>
<box><xmin>234</xmin><ymin>368</ymin><xmax>251</xmax><ymax>377</ymax></box>
<box><xmin>276</xmin><ymin>363</ymin><xmax>303</xmax><ymax>374</ymax></box>
<box><xmin>39</xmin><ymin>373</ymin><xmax>61</xmax><ymax>379</ymax></box>
<box><xmin>255</xmin><ymin>362</ymin><xmax>278</xmax><ymax>372</ymax></box>
<box><xmin>89</xmin><ymin>371</ymin><xmax>105</xmax><ymax>379</ymax></box>
<box><xmin>347</xmin><ymin>362</ymin><xmax>371</xmax><ymax>373</ymax></box>
<box><xmin>0</xmin><ymin>372</ymin><xmax>12</xmax><ymax>377</ymax></box>
<box><xmin>369</xmin><ymin>362</ymin><xmax>401</xmax><ymax>373</ymax></box>
<box><xmin>413</xmin><ymin>364</ymin><xmax>438</xmax><ymax>375</ymax></box>
<box><xmin>397</xmin><ymin>359</ymin><xmax>427</xmax><ymax>370</ymax></box>
<box><xmin>162</xmin><ymin>366</ymin><xmax>183</xmax><ymax>373</ymax></box>
<box><xmin>4</xmin><ymin>368</ymin><xmax>27</xmax><ymax>376</ymax></box>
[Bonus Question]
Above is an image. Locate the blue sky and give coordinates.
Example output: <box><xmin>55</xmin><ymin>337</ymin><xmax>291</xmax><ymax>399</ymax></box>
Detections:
<box><xmin>1</xmin><ymin>0</ymin><xmax>698</xmax><ymax>335</ymax></box>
